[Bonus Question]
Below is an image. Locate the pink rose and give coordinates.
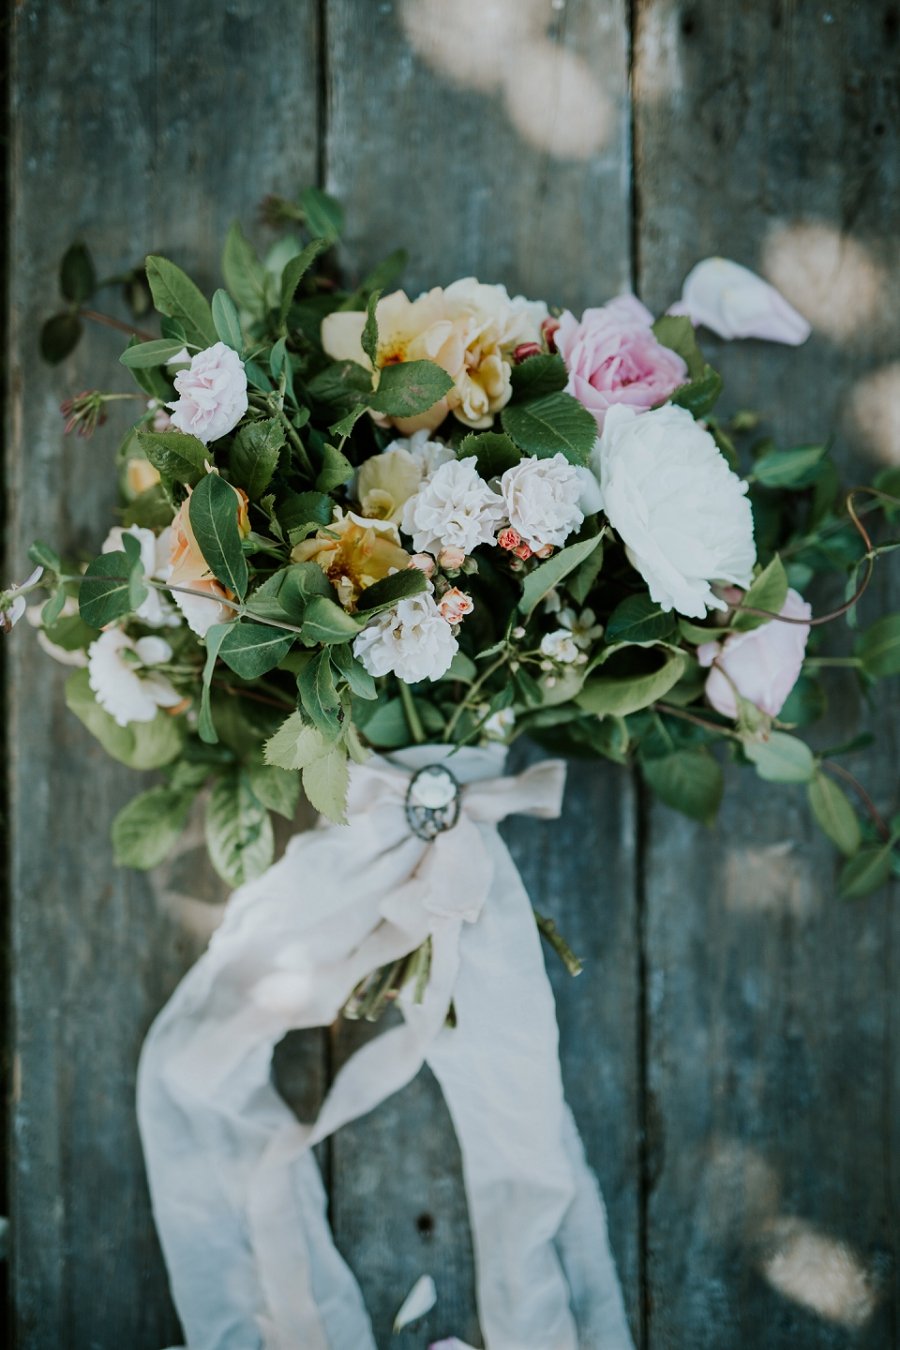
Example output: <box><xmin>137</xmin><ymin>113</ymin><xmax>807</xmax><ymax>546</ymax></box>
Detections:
<box><xmin>555</xmin><ymin>296</ymin><xmax>688</xmax><ymax>431</ymax></box>
<box><xmin>438</xmin><ymin>586</ymin><xmax>474</xmax><ymax>624</ymax></box>
<box><xmin>167</xmin><ymin>341</ymin><xmax>248</xmax><ymax>444</ymax></box>
<box><xmin>697</xmin><ymin>588</ymin><xmax>812</xmax><ymax>719</ymax></box>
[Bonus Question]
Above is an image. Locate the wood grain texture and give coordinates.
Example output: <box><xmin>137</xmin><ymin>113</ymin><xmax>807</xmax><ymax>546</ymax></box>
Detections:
<box><xmin>322</xmin><ymin>3</ymin><xmax>637</xmax><ymax>1342</ymax></box>
<box><xmin>6</xmin><ymin>3</ymin><xmax>320</xmax><ymax>1346</ymax></box>
<box><xmin>634</xmin><ymin>2</ymin><xmax>900</xmax><ymax>1345</ymax></box>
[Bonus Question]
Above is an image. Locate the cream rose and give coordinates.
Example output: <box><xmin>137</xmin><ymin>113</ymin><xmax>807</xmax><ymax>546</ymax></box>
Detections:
<box><xmin>292</xmin><ymin>508</ymin><xmax>410</xmax><ymax>610</ymax></box>
<box><xmin>594</xmin><ymin>403</ymin><xmax>756</xmax><ymax>618</ymax></box>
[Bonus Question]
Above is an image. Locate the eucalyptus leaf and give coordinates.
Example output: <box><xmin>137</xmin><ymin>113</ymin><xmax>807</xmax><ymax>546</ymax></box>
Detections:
<box><xmin>218</xmin><ymin>622</ymin><xmax>295</xmax><ymax>678</ymax></box>
<box><xmin>145</xmin><ymin>255</ymin><xmax>217</xmax><ymax>347</ymax></box>
<box><xmin>356</xmin><ymin>568</ymin><xmax>427</xmax><ymax>615</ymax></box>
<box><xmin>198</xmin><ymin>620</ymin><xmax>236</xmax><ymax>744</ymax></box>
<box><xmin>79</xmin><ymin>545</ymin><xmax>147</xmax><ymax>628</ymax></box>
<box><xmin>642</xmin><ymin>749</ymin><xmax>723</xmax><ymax>825</ymax></box>
<box><xmin>120</xmin><ymin>338</ymin><xmax>191</xmax><ymax>370</ymax></box>
<box><xmin>302</xmin><ymin>595</ymin><xmax>362</xmax><ymax>644</ymax></box>
<box><xmin>577</xmin><ymin>651</ymin><xmax>687</xmax><ymax>717</ymax></box>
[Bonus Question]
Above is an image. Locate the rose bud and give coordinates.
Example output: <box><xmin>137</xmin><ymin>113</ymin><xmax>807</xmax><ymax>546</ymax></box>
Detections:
<box><xmin>513</xmin><ymin>341</ymin><xmax>542</xmax><ymax>364</ymax></box>
<box><xmin>541</xmin><ymin>316</ymin><xmax>561</xmax><ymax>351</ymax></box>
<box><xmin>408</xmin><ymin>553</ymin><xmax>436</xmax><ymax>578</ymax></box>
<box><xmin>534</xmin><ymin>544</ymin><xmax>554</xmax><ymax>560</ymax></box>
<box><xmin>438</xmin><ymin>587</ymin><xmax>474</xmax><ymax>624</ymax></box>
<box><xmin>497</xmin><ymin>527</ymin><xmax>522</xmax><ymax>552</ymax></box>
<box><xmin>438</xmin><ymin>546</ymin><xmax>466</xmax><ymax>571</ymax></box>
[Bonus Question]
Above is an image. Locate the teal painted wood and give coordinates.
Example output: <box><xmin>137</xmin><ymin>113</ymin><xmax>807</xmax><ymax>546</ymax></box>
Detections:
<box><xmin>6</xmin><ymin>4</ymin><xmax>321</xmax><ymax>1347</ymax></box>
<box><xmin>634</xmin><ymin>2</ymin><xmax>900</xmax><ymax>1345</ymax></box>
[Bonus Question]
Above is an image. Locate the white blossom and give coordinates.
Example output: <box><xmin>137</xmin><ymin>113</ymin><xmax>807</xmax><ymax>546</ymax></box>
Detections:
<box><xmin>353</xmin><ymin>592</ymin><xmax>458</xmax><ymax>683</ymax></box>
<box><xmin>482</xmin><ymin>706</ymin><xmax>516</xmax><ymax>741</ymax></box>
<box><xmin>102</xmin><ymin>524</ymin><xmax>179</xmax><ymax>628</ymax></box>
<box><xmin>1</xmin><ymin>565</ymin><xmax>43</xmax><ymax>633</ymax></box>
<box><xmin>594</xmin><ymin>403</ymin><xmax>756</xmax><ymax>618</ymax></box>
<box><xmin>540</xmin><ymin>629</ymin><xmax>583</xmax><ymax>664</ymax></box>
<box><xmin>499</xmin><ymin>453</ymin><xmax>585</xmax><ymax>553</ymax></box>
<box><xmin>402</xmin><ymin>458</ymin><xmax>504</xmax><ymax>556</ymax></box>
<box><xmin>167</xmin><ymin>341</ymin><xmax>248</xmax><ymax>444</ymax></box>
<box><xmin>87</xmin><ymin>629</ymin><xmax>182</xmax><ymax>727</ymax></box>
<box><xmin>559</xmin><ymin>606</ymin><xmax>603</xmax><ymax>650</ymax></box>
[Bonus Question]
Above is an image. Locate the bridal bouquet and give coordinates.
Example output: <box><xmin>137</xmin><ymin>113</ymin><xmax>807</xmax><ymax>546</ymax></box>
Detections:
<box><xmin>5</xmin><ymin>188</ymin><xmax>899</xmax><ymax>1347</ymax></box>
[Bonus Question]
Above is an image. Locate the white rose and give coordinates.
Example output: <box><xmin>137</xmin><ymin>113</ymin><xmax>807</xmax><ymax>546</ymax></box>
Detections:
<box><xmin>87</xmin><ymin>630</ymin><xmax>182</xmax><ymax>727</ymax></box>
<box><xmin>594</xmin><ymin>403</ymin><xmax>756</xmax><ymax>618</ymax></box>
<box><xmin>167</xmin><ymin>341</ymin><xmax>248</xmax><ymax>444</ymax></box>
<box><xmin>353</xmin><ymin>592</ymin><xmax>458</xmax><ymax>683</ymax></box>
<box><xmin>102</xmin><ymin>524</ymin><xmax>179</xmax><ymax>628</ymax></box>
<box><xmin>540</xmin><ymin>629</ymin><xmax>582</xmax><ymax>664</ymax></box>
<box><xmin>401</xmin><ymin>457</ymin><xmax>504</xmax><ymax>556</ymax></box>
<box><xmin>394</xmin><ymin>429</ymin><xmax>456</xmax><ymax>479</ymax></box>
<box><xmin>500</xmin><ymin>454</ymin><xmax>585</xmax><ymax>552</ymax></box>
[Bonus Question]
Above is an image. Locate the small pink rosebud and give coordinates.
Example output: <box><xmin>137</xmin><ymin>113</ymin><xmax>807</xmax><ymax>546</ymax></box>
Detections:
<box><xmin>438</xmin><ymin>587</ymin><xmax>474</xmax><ymax>625</ymax></box>
<box><xmin>541</xmin><ymin>317</ymin><xmax>561</xmax><ymax>352</ymax></box>
<box><xmin>534</xmin><ymin>543</ymin><xmax>554</xmax><ymax>560</ymax></box>
<box><xmin>513</xmin><ymin>341</ymin><xmax>542</xmax><ymax>364</ymax></box>
<box><xmin>514</xmin><ymin>541</ymin><xmax>533</xmax><ymax>561</ymax></box>
<box><xmin>408</xmin><ymin>552</ymin><xmax>436</xmax><ymax>578</ymax></box>
<box><xmin>497</xmin><ymin>527</ymin><xmax>521</xmax><ymax>552</ymax></box>
<box><xmin>438</xmin><ymin>547</ymin><xmax>466</xmax><ymax>571</ymax></box>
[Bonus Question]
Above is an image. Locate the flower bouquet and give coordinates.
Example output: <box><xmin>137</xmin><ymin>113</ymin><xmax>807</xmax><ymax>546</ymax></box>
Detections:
<box><xmin>7</xmin><ymin>188</ymin><xmax>898</xmax><ymax>1348</ymax></box>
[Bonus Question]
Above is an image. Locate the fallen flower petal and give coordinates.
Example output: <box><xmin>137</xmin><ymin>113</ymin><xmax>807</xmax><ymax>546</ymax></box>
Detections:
<box><xmin>393</xmin><ymin>1273</ymin><xmax>437</xmax><ymax>1331</ymax></box>
<box><xmin>675</xmin><ymin>257</ymin><xmax>811</xmax><ymax>344</ymax></box>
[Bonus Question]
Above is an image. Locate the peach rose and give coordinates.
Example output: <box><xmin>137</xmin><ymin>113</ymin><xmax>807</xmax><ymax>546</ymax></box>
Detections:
<box><xmin>291</xmin><ymin>508</ymin><xmax>410</xmax><ymax>610</ymax></box>
<box><xmin>168</xmin><ymin>481</ymin><xmax>249</xmax><ymax>636</ymax></box>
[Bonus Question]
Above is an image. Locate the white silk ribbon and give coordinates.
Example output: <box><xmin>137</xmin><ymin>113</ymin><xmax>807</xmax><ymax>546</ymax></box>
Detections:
<box><xmin>138</xmin><ymin>745</ymin><xmax>634</xmax><ymax>1350</ymax></box>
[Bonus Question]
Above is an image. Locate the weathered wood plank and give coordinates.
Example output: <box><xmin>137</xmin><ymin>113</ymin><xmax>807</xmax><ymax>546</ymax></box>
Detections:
<box><xmin>6</xmin><ymin>4</ymin><xmax>320</xmax><ymax>1345</ymax></box>
<box><xmin>324</xmin><ymin>2</ymin><xmax>639</xmax><ymax>1342</ymax></box>
<box><xmin>634</xmin><ymin>3</ymin><xmax>900</xmax><ymax>1344</ymax></box>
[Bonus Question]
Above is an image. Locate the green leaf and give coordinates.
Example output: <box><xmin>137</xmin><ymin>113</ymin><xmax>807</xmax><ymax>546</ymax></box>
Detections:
<box><xmin>137</xmin><ymin>429</ymin><xmax>209</xmax><ymax>486</ymax></box>
<box><xmin>457</xmin><ymin>431</ymin><xmax>521</xmax><ymax>478</ymax></box>
<box><xmin>218</xmin><ymin>622</ymin><xmax>295</xmax><ymax>678</ymax></box>
<box><xmin>361</xmin><ymin>288</ymin><xmax>381</xmax><ymax>368</ymax></box>
<box><xmin>368</xmin><ymin>360</ymin><xmax>454</xmax><ymax>419</ymax></box>
<box><xmin>222</xmin><ymin>221</ymin><xmax>268</xmax><ymax>314</ymax></box>
<box><xmin>229</xmin><ymin>418</ymin><xmax>284</xmax><ymax>498</ymax></box>
<box><xmin>331</xmin><ymin>643</ymin><xmax>377</xmax><ymax>699</ymax></box>
<box><xmin>316</xmin><ymin>441</ymin><xmax>355</xmax><ymax>493</ymax></box>
<box><xmin>642</xmin><ymin>749</ymin><xmax>723</xmax><ymax>825</ymax></box>
<box><xmin>79</xmin><ymin>545</ymin><xmax>148</xmax><ymax>628</ymax></box>
<box><xmin>198</xmin><ymin>620</ymin><xmax>236</xmax><ymax>744</ymax></box>
<box><xmin>60</xmin><ymin>241</ymin><xmax>96</xmax><ymax>303</ymax></box>
<box><xmin>297</xmin><ymin>650</ymin><xmax>342</xmax><ymax>740</ymax></box>
<box><xmin>753</xmin><ymin>443</ymin><xmax>828</xmax><ymax>489</ymax></box>
<box><xmin>670</xmin><ymin>365</ymin><xmax>723</xmax><ymax>419</ymax></box>
<box><xmin>40</xmin><ymin>313</ymin><xmax>82</xmax><ymax>364</ymax></box>
<box><xmin>112</xmin><ymin>786</ymin><xmax>195</xmax><ymax>869</ymax></box>
<box><xmin>279</xmin><ymin>238</ymin><xmax>328</xmax><ymax>329</ymax></box>
<box><xmin>65</xmin><ymin>668</ymin><xmax>183</xmax><ymax>770</ymax></box>
<box><xmin>29</xmin><ymin>540</ymin><xmax>62</xmax><ymax>573</ymax></box>
<box><xmin>206</xmin><ymin>769</ymin><xmax>274</xmax><ymax>886</ymax></box>
<box><xmin>189</xmin><ymin>472</ymin><xmax>249</xmax><ymax>599</ymax></box>
<box><xmin>855</xmin><ymin>615</ymin><xmax>900</xmax><ymax>678</ymax></box>
<box><xmin>246</xmin><ymin>761</ymin><xmax>300</xmax><ymax>819</ymax></box>
<box><xmin>606</xmin><ymin>594</ymin><xmax>677</xmax><ymax>645</ymax></box>
<box><xmin>299</xmin><ymin>186</ymin><xmax>344</xmax><ymax>241</ymax></box>
<box><xmin>120</xmin><ymin>338</ymin><xmax>188</xmax><ymax>369</ymax></box>
<box><xmin>577</xmin><ymin>651</ymin><xmax>687</xmax><ymax>717</ymax></box>
<box><xmin>145</xmin><ymin>255</ymin><xmax>217</xmax><ymax>347</ymax></box>
<box><xmin>808</xmin><ymin>773</ymin><xmax>861</xmax><ymax>857</ymax></box>
<box><xmin>356</xmin><ymin>568</ymin><xmax>427</xmax><ymax>616</ymax></box>
<box><xmin>501</xmin><ymin>391</ymin><xmax>597</xmax><ymax>464</ymax></box>
<box><xmin>279</xmin><ymin>490</ymin><xmax>334</xmax><ymax>544</ymax></box>
<box><xmin>276</xmin><ymin>562</ymin><xmax>335</xmax><ymax>618</ymax></box>
<box><xmin>566</xmin><ymin>536</ymin><xmax>605</xmax><ymax>606</ymax></box>
<box><xmin>211</xmin><ymin>288</ymin><xmax>243</xmax><ymax>352</ymax></box>
<box><xmin>745</xmin><ymin>732</ymin><xmax>815</xmax><ymax>783</ymax></box>
<box><xmin>264</xmin><ymin>708</ymin><xmax>331</xmax><ymax>770</ymax></box>
<box><xmin>519</xmin><ymin>533</ymin><xmax>604</xmax><ymax>619</ymax></box>
<box><xmin>651</xmin><ymin>315</ymin><xmax>706</xmax><ymax>378</ymax></box>
<box><xmin>302</xmin><ymin>595</ymin><xmax>362</xmax><ymax>645</ymax></box>
<box><xmin>732</xmin><ymin>555</ymin><xmax>788</xmax><ymax>631</ymax></box>
<box><xmin>509</xmin><ymin>354</ymin><xmax>568</xmax><ymax>401</ymax></box>
<box><xmin>839</xmin><ymin>844</ymin><xmax>894</xmax><ymax>899</ymax></box>
<box><xmin>302</xmin><ymin>746</ymin><xmax>349</xmax><ymax>823</ymax></box>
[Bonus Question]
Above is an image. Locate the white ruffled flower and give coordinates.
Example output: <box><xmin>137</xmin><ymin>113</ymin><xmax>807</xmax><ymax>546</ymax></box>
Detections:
<box><xmin>594</xmin><ymin>403</ymin><xmax>756</xmax><ymax>618</ymax></box>
<box><xmin>402</xmin><ymin>457</ymin><xmax>504</xmax><ymax>556</ymax></box>
<box><xmin>399</xmin><ymin>429</ymin><xmax>456</xmax><ymax>479</ymax></box>
<box><xmin>87</xmin><ymin>630</ymin><xmax>182</xmax><ymax>727</ymax></box>
<box><xmin>500</xmin><ymin>454</ymin><xmax>585</xmax><ymax>553</ymax></box>
<box><xmin>167</xmin><ymin>341</ymin><xmax>248</xmax><ymax>444</ymax></box>
<box><xmin>540</xmin><ymin>629</ymin><xmax>583</xmax><ymax>664</ymax></box>
<box><xmin>559</xmin><ymin>606</ymin><xmax>603</xmax><ymax>650</ymax></box>
<box><xmin>353</xmin><ymin>592</ymin><xmax>458</xmax><ymax>683</ymax></box>
<box><xmin>102</xmin><ymin>524</ymin><xmax>179</xmax><ymax>628</ymax></box>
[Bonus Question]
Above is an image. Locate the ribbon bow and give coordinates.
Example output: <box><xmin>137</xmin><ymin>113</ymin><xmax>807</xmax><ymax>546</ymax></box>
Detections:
<box><xmin>138</xmin><ymin>747</ymin><xmax>633</xmax><ymax>1350</ymax></box>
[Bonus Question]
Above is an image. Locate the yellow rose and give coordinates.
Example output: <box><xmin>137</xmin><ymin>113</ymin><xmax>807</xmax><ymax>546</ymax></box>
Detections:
<box><xmin>292</xmin><ymin>508</ymin><xmax>410</xmax><ymax>610</ymax></box>
<box><xmin>124</xmin><ymin>457</ymin><xmax>162</xmax><ymax>497</ymax></box>
<box><xmin>355</xmin><ymin>447</ymin><xmax>424</xmax><ymax>524</ymax></box>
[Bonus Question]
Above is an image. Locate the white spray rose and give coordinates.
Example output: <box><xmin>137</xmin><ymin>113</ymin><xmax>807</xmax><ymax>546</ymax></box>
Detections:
<box><xmin>594</xmin><ymin>403</ymin><xmax>756</xmax><ymax>618</ymax></box>
<box><xmin>401</xmin><ymin>457</ymin><xmax>504</xmax><ymax>556</ymax></box>
<box><xmin>353</xmin><ymin>592</ymin><xmax>458</xmax><ymax>683</ymax></box>
<box><xmin>87</xmin><ymin>630</ymin><xmax>182</xmax><ymax>727</ymax></box>
<box><xmin>500</xmin><ymin>454</ymin><xmax>585</xmax><ymax>552</ymax></box>
<box><xmin>102</xmin><ymin>524</ymin><xmax>179</xmax><ymax>628</ymax></box>
<box><xmin>167</xmin><ymin>341</ymin><xmax>248</xmax><ymax>444</ymax></box>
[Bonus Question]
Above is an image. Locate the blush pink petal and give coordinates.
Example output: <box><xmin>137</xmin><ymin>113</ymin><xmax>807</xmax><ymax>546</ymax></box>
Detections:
<box><xmin>703</xmin><ymin>588</ymin><xmax>812</xmax><ymax>719</ymax></box>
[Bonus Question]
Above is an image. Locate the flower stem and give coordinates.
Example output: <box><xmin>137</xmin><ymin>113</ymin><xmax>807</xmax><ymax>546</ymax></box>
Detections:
<box><xmin>442</xmin><ymin>651</ymin><xmax>508</xmax><ymax>742</ymax></box>
<box><xmin>79</xmin><ymin>308</ymin><xmax>157</xmax><ymax>343</ymax></box>
<box><xmin>399</xmin><ymin>679</ymin><xmax>426</xmax><ymax>744</ymax></box>
<box><xmin>534</xmin><ymin>909</ymin><xmax>583</xmax><ymax>977</ymax></box>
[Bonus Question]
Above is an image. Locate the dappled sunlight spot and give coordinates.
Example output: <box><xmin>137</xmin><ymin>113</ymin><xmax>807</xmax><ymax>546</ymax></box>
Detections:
<box><xmin>848</xmin><ymin>363</ymin><xmax>900</xmax><ymax>465</ymax></box>
<box><xmin>761</xmin><ymin>223</ymin><xmax>884</xmax><ymax>340</ymax></box>
<box><xmin>758</xmin><ymin>1217</ymin><xmax>879</xmax><ymax>1328</ymax></box>
<box><xmin>502</xmin><ymin>40</ymin><xmax>614</xmax><ymax>160</ymax></box>
<box><xmin>399</xmin><ymin>0</ymin><xmax>545</xmax><ymax>92</ymax></box>
<box><xmin>703</xmin><ymin>1138</ymin><xmax>781</xmax><ymax>1242</ymax></box>
<box><xmin>723</xmin><ymin>841</ymin><xmax>818</xmax><ymax>918</ymax></box>
<box><xmin>632</xmin><ymin>4</ymin><xmax>684</xmax><ymax>105</ymax></box>
<box><xmin>149</xmin><ymin>810</ymin><xmax>228</xmax><ymax>944</ymax></box>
